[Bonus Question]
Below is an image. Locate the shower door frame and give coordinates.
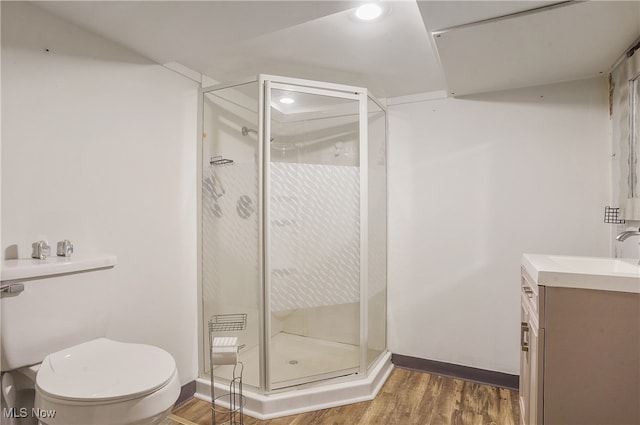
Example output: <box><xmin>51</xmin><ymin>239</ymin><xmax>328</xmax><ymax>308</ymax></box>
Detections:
<box><xmin>261</xmin><ymin>75</ymin><xmax>369</xmax><ymax>392</ymax></box>
<box><xmin>198</xmin><ymin>74</ymin><xmax>388</xmax><ymax>395</ymax></box>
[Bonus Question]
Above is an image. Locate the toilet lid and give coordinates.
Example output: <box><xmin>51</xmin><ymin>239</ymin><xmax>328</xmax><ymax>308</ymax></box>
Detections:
<box><xmin>36</xmin><ymin>338</ymin><xmax>176</xmax><ymax>402</ymax></box>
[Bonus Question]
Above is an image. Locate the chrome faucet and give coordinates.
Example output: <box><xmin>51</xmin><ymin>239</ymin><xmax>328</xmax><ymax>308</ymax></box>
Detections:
<box><xmin>616</xmin><ymin>228</ymin><xmax>640</xmax><ymax>264</ymax></box>
<box><xmin>616</xmin><ymin>228</ymin><xmax>640</xmax><ymax>241</ymax></box>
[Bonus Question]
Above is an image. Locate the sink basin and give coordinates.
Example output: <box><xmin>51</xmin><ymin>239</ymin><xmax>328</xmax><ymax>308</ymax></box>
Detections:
<box><xmin>545</xmin><ymin>255</ymin><xmax>640</xmax><ymax>275</ymax></box>
<box><xmin>522</xmin><ymin>254</ymin><xmax>640</xmax><ymax>294</ymax></box>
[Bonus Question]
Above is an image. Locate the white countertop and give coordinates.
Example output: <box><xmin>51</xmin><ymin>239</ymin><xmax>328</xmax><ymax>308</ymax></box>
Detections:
<box><xmin>522</xmin><ymin>254</ymin><xmax>640</xmax><ymax>294</ymax></box>
<box><xmin>1</xmin><ymin>254</ymin><xmax>117</xmax><ymax>282</ymax></box>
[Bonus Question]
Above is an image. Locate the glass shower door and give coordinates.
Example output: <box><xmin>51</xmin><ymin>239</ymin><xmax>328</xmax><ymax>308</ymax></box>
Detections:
<box><xmin>265</xmin><ymin>82</ymin><xmax>364</xmax><ymax>390</ymax></box>
<box><xmin>202</xmin><ymin>81</ymin><xmax>262</xmax><ymax>389</ymax></box>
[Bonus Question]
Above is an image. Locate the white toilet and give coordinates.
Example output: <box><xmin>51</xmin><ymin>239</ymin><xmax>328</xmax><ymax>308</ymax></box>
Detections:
<box><xmin>0</xmin><ymin>256</ymin><xmax>180</xmax><ymax>425</ymax></box>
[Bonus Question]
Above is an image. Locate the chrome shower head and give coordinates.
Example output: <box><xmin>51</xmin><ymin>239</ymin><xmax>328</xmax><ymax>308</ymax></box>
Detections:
<box><xmin>241</xmin><ymin>126</ymin><xmax>274</xmax><ymax>143</ymax></box>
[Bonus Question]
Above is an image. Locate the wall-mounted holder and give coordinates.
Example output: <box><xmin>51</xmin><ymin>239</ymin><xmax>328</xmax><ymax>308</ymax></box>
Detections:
<box><xmin>604</xmin><ymin>206</ymin><xmax>626</xmax><ymax>224</ymax></box>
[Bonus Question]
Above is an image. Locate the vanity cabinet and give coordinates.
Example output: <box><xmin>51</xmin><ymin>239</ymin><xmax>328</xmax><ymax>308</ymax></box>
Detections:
<box><xmin>519</xmin><ymin>265</ymin><xmax>640</xmax><ymax>425</ymax></box>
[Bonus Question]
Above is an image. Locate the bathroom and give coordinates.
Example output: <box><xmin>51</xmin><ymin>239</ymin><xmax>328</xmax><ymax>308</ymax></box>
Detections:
<box><xmin>1</xmin><ymin>1</ymin><xmax>639</xmax><ymax>424</ymax></box>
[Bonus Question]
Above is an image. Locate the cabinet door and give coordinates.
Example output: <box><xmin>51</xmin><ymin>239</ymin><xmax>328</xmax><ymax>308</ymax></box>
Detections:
<box><xmin>519</xmin><ymin>302</ymin><xmax>530</xmax><ymax>425</ymax></box>
<box><xmin>527</xmin><ymin>320</ymin><xmax>540</xmax><ymax>425</ymax></box>
<box><xmin>520</xmin><ymin>297</ymin><xmax>542</xmax><ymax>425</ymax></box>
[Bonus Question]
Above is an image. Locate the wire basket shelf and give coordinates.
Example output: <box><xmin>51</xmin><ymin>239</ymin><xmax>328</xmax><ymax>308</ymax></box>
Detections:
<box><xmin>209</xmin><ymin>314</ymin><xmax>247</xmax><ymax>332</ymax></box>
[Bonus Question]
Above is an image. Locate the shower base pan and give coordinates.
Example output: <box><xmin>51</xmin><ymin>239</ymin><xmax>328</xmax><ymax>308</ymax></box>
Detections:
<box><xmin>195</xmin><ymin>333</ymin><xmax>393</xmax><ymax>419</ymax></box>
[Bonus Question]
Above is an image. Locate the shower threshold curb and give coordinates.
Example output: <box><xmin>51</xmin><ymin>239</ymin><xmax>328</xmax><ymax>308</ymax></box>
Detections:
<box><xmin>194</xmin><ymin>351</ymin><xmax>393</xmax><ymax>420</ymax></box>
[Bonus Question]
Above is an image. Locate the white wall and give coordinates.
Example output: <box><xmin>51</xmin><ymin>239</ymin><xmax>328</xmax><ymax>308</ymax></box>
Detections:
<box><xmin>1</xmin><ymin>2</ymin><xmax>199</xmax><ymax>384</ymax></box>
<box><xmin>387</xmin><ymin>78</ymin><xmax>611</xmax><ymax>374</ymax></box>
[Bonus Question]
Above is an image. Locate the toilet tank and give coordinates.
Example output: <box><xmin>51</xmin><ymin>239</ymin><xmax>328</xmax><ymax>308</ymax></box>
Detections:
<box><xmin>1</xmin><ymin>256</ymin><xmax>116</xmax><ymax>371</ymax></box>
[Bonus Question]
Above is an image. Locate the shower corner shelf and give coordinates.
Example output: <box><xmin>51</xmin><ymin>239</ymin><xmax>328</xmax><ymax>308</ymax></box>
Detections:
<box><xmin>210</xmin><ymin>156</ymin><xmax>234</xmax><ymax>166</ymax></box>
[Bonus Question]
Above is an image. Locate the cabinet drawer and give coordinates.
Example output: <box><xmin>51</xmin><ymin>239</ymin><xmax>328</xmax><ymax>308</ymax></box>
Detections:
<box><xmin>521</xmin><ymin>266</ymin><xmax>540</xmax><ymax>316</ymax></box>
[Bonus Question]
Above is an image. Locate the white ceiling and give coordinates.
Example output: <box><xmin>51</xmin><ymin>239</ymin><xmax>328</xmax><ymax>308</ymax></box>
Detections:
<box><xmin>34</xmin><ymin>1</ymin><xmax>640</xmax><ymax>99</ymax></box>
<box><xmin>427</xmin><ymin>1</ymin><xmax>640</xmax><ymax>96</ymax></box>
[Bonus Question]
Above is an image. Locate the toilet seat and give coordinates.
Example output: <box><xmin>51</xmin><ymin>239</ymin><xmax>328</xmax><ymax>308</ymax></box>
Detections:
<box><xmin>36</xmin><ymin>338</ymin><xmax>177</xmax><ymax>403</ymax></box>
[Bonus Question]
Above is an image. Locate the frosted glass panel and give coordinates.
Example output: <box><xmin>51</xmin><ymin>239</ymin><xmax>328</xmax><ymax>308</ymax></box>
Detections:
<box><xmin>270</xmin><ymin>162</ymin><xmax>360</xmax><ymax>311</ymax></box>
<box><xmin>268</xmin><ymin>87</ymin><xmax>360</xmax><ymax>389</ymax></box>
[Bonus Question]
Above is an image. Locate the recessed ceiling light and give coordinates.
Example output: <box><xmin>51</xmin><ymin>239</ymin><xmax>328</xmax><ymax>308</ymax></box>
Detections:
<box><xmin>355</xmin><ymin>3</ymin><xmax>383</xmax><ymax>21</ymax></box>
<box><xmin>279</xmin><ymin>97</ymin><xmax>295</xmax><ymax>104</ymax></box>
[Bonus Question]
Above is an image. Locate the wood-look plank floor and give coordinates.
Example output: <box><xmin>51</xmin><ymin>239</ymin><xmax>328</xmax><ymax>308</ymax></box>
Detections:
<box><xmin>166</xmin><ymin>367</ymin><xmax>520</xmax><ymax>425</ymax></box>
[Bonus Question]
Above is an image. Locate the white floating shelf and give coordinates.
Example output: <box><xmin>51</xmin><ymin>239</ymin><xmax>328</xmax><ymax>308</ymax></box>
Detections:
<box><xmin>1</xmin><ymin>255</ymin><xmax>117</xmax><ymax>282</ymax></box>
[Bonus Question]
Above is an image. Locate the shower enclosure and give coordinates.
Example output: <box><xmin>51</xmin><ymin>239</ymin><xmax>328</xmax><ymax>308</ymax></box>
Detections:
<box><xmin>198</xmin><ymin>75</ymin><xmax>389</xmax><ymax>417</ymax></box>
